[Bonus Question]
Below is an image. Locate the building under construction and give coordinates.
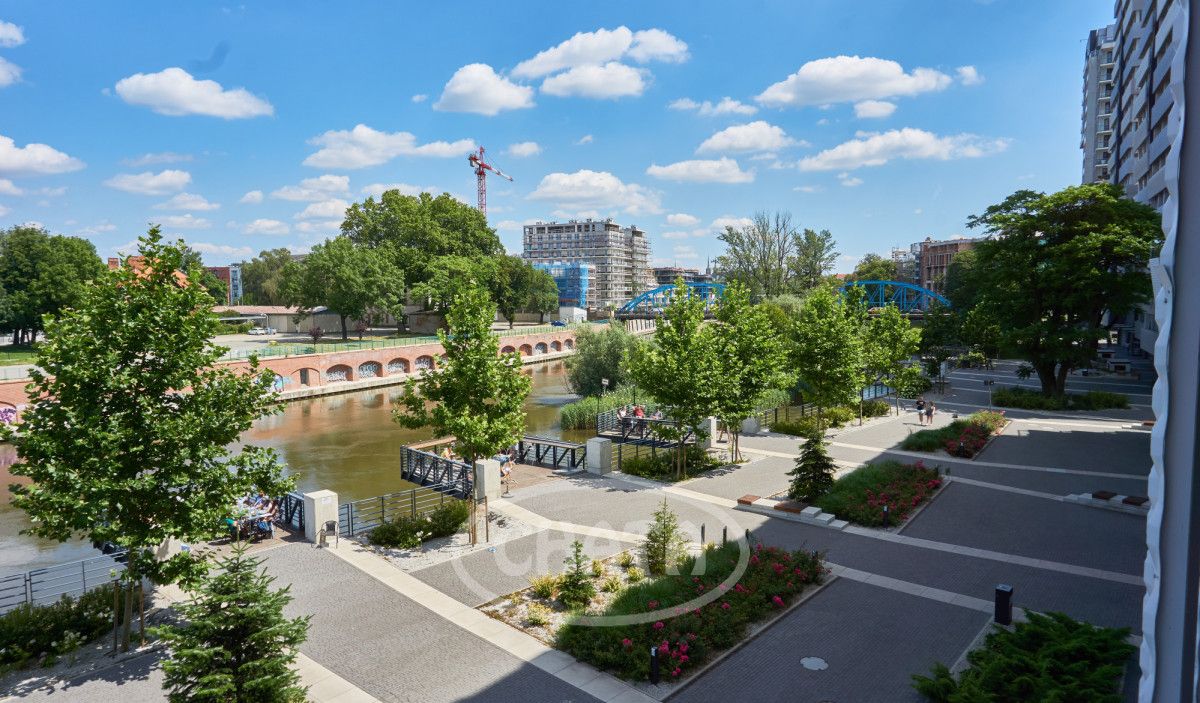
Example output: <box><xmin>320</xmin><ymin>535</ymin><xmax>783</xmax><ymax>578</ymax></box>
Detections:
<box><xmin>522</xmin><ymin>219</ymin><xmax>653</xmax><ymax>310</ymax></box>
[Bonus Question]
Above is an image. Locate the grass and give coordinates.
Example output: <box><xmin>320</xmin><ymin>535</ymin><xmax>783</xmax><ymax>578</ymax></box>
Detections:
<box><xmin>0</xmin><ymin>344</ymin><xmax>37</xmax><ymax>366</ymax></box>
<box><xmin>815</xmin><ymin>460</ymin><xmax>942</xmax><ymax>527</ymax></box>
<box><xmin>560</xmin><ymin>386</ymin><xmax>647</xmax><ymax>430</ymax></box>
<box><xmin>993</xmin><ymin>386</ymin><xmax>1129</xmax><ymax>410</ymax></box>
<box><xmin>555</xmin><ymin>541</ymin><xmax>825</xmax><ymax>681</ymax></box>
<box><xmin>912</xmin><ymin>611</ymin><xmax>1135</xmax><ymax>702</ymax></box>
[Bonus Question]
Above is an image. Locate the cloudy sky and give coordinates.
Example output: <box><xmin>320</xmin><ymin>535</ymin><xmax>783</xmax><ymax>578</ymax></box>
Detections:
<box><xmin>0</xmin><ymin>1</ymin><xmax>1109</xmax><ymax>270</ymax></box>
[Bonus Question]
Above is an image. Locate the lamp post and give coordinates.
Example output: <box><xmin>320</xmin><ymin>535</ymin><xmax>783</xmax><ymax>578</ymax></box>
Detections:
<box><xmin>984</xmin><ymin>379</ymin><xmax>995</xmax><ymax>409</ymax></box>
<box><xmin>599</xmin><ymin>378</ymin><xmax>609</xmax><ymax>426</ymax></box>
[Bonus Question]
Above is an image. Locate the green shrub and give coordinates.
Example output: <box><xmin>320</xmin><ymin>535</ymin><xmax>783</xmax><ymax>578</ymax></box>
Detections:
<box><xmin>642</xmin><ymin>500</ymin><xmax>687</xmax><ymax>576</ymax></box>
<box><xmin>626</xmin><ymin>566</ymin><xmax>645</xmax><ymax>583</ymax></box>
<box><xmin>0</xmin><ymin>582</ymin><xmax>123</xmax><ymax>673</ymax></box>
<box><xmin>912</xmin><ymin>611</ymin><xmax>1135</xmax><ymax>702</ymax></box>
<box><xmin>369</xmin><ymin>499</ymin><xmax>470</xmax><ymax>549</ymax></box>
<box><xmin>770</xmin><ymin>417</ymin><xmax>822</xmax><ymax>437</ymax></box>
<box><xmin>558</xmin><ymin>541</ymin><xmax>596</xmax><ymax>609</ymax></box>
<box><xmin>816</xmin><ymin>460</ymin><xmax>942</xmax><ymax>527</ymax></box>
<box><xmin>590</xmin><ymin>559</ymin><xmax>604</xmax><ymax>578</ymax></box>
<box><xmin>560</xmin><ymin>386</ymin><xmax>649</xmax><ymax>430</ymax></box>
<box><xmin>555</xmin><ymin>542</ymin><xmax>825</xmax><ymax>681</ymax></box>
<box><xmin>754</xmin><ymin>388</ymin><xmax>793</xmax><ymax>411</ymax></box>
<box><xmin>619</xmin><ymin>445</ymin><xmax>719</xmax><ymax>482</ymax></box>
<box><xmin>601</xmin><ymin>575</ymin><xmax>623</xmax><ymax>593</ymax></box>
<box><xmin>861</xmin><ymin>399</ymin><xmax>891</xmax><ymax>418</ymax></box>
<box><xmin>617</xmin><ymin>552</ymin><xmax>635</xmax><ymax>569</ymax></box>
<box><xmin>899</xmin><ymin>375</ymin><xmax>933</xmax><ymax>398</ymax></box>
<box><xmin>770</xmin><ymin>402</ymin><xmax>868</xmax><ymax>436</ymax></box>
<box><xmin>824</xmin><ymin>405</ymin><xmax>857</xmax><ymax>426</ymax></box>
<box><xmin>992</xmin><ymin>386</ymin><xmax>1129</xmax><ymax>410</ymax></box>
<box><xmin>530</xmin><ymin>574</ymin><xmax>558</xmax><ymax>599</ymax></box>
<box><xmin>525</xmin><ymin>602</ymin><xmax>552</xmax><ymax>627</ymax></box>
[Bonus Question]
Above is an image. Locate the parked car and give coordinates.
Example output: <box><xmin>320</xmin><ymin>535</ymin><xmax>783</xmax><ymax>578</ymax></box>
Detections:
<box><xmin>550</xmin><ymin>320</ymin><xmax>567</xmax><ymax>327</ymax></box>
<box><xmin>265</xmin><ymin>327</ymin><xmax>278</xmax><ymax>335</ymax></box>
<box><xmin>247</xmin><ymin>327</ymin><xmax>268</xmax><ymax>335</ymax></box>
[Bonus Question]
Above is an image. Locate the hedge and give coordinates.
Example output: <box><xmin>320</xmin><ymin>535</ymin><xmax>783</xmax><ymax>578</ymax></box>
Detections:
<box><xmin>369</xmin><ymin>500</ymin><xmax>471</xmax><ymax>549</ymax></box>
<box><xmin>992</xmin><ymin>386</ymin><xmax>1129</xmax><ymax>410</ymax></box>
<box><xmin>1</xmin><ymin>582</ymin><xmax>124</xmax><ymax>674</ymax></box>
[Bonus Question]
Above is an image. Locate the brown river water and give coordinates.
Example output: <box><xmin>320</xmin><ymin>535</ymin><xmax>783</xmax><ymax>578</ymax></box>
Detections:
<box><xmin>0</xmin><ymin>361</ymin><xmax>586</xmax><ymax>574</ymax></box>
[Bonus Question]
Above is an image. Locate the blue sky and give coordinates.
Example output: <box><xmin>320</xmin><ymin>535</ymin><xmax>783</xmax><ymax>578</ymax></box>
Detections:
<box><xmin>0</xmin><ymin>1</ymin><xmax>1111</xmax><ymax>271</ymax></box>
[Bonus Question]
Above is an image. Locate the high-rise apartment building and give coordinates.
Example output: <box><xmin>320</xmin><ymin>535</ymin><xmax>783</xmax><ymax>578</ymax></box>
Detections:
<box><xmin>532</xmin><ymin>261</ymin><xmax>594</xmax><ymax>308</ymax></box>
<box><xmin>522</xmin><ymin>219</ymin><xmax>654</xmax><ymax>309</ymax></box>
<box><xmin>1082</xmin><ymin>0</ymin><xmax>1183</xmax><ymax>354</ymax></box>
<box><xmin>652</xmin><ymin>266</ymin><xmax>712</xmax><ymax>286</ymax></box>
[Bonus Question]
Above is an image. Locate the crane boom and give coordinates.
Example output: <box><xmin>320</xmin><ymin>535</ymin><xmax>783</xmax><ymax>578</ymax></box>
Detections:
<box><xmin>467</xmin><ymin>146</ymin><xmax>512</xmax><ymax>216</ymax></box>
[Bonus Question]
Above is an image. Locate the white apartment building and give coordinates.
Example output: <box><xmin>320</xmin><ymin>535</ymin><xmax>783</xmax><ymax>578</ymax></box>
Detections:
<box><xmin>522</xmin><ymin>219</ymin><xmax>654</xmax><ymax>310</ymax></box>
<box><xmin>1082</xmin><ymin>0</ymin><xmax>1183</xmax><ymax>355</ymax></box>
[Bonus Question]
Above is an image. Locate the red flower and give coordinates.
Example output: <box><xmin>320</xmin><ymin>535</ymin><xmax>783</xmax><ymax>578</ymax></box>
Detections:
<box><xmin>672</xmin><ymin>667</ymin><xmax>681</xmax><ymax>677</ymax></box>
<box><xmin>648</xmin><ymin>600</ymin><xmax>659</xmax><ymax>609</ymax></box>
<box><xmin>772</xmin><ymin>595</ymin><xmax>785</xmax><ymax>607</ymax></box>
<box><xmin>721</xmin><ymin>602</ymin><xmax>731</xmax><ymax>610</ymax></box>
<box><xmin>680</xmin><ymin>654</ymin><xmax>690</xmax><ymax>663</ymax></box>
<box><xmin>653</xmin><ymin>621</ymin><xmax>664</xmax><ymax>630</ymax></box>
<box><xmin>622</xmin><ymin>638</ymin><xmax>632</xmax><ymax>648</ymax></box>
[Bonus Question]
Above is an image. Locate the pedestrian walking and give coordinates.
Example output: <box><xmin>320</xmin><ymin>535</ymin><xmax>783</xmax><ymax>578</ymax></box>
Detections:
<box><xmin>924</xmin><ymin>402</ymin><xmax>935</xmax><ymax>425</ymax></box>
<box><xmin>915</xmin><ymin>396</ymin><xmax>926</xmax><ymax>424</ymax></box>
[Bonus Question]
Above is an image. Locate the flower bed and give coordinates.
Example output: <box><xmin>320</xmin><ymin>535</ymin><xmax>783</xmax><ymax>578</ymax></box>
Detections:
<box><xmin>769</xmin><ymin>400</ymin><xmax>891</xmax><ymax>437</ymax></box>
<box><xmin>484</xmin><ymin>542</ymin><xmax>825</xmax><ymax>682</ymax></box>
<box><xmin>899</xmin><ymin>410</ymin><xmax>1006</xmax><ymax>458</ymax></box>
<box><xmin>815</xmin><ymin>460</ymin><xmax>942</xmax><ymax>527</ymax></box>
<box><xmin>0</xmin><ymin>583</ymin><xmax>123</xmax><ymax>674</ymax></box>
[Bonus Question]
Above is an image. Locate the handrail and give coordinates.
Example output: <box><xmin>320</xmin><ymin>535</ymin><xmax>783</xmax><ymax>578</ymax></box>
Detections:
<box><xmin>400</xmin><ymin>445</ymin><xmax>472</xmax><ymax>496</ymax></box>
<box><xmin>338</xmin><ymin>482</ymin><xmax>459</xmax><ymax>537</ymax></box>
<box><xmin>517</xmin><ymin>435</ymin><xmax>586</xmax><ymax>470</ymax></box>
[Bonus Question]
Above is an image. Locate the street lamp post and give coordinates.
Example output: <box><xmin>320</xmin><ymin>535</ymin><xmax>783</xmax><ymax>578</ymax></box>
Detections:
<box><xmin>599</xmin><ymin>378</ymin><xmax>609</xmax><ymax>426</ymax></box>
<box><xmin>984</xmin><ymin>379</ymin><xmax>995</xmax><ymax>409</ymax></box>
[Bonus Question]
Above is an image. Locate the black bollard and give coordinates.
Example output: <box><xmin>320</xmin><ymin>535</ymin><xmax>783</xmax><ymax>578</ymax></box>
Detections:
<box><xmin>744</xmin><ymin>527</ymin><xmax>751</xmax><ymax>545</ymax></box>
<box><xmin>882</xmin><ymin>505</ymin><xmax>890</xmax><ymax>528</ymax></box>
<box><xmin>649</xmin><ymin>645</ymin><xmax>660</xmax><ymax>684</ymax></box>
<box><xmin>722</xmin><ymin>526</ymin><xmax>727</xmax><ymax>545</ymax></box>
<box><xmin>994</xmin><ymin>584</ymin><xmax>1013</xmax><ymax>625</ymax></box>
<box><xmin>701</xmin><ymin>523</ymin><xmax>706</xmax><ymax>544</ymax></box>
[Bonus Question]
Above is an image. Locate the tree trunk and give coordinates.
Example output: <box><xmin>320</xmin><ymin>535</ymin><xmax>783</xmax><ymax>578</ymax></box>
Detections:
<box><xmin>1055</xmin><ymin>364</ymin><xmax>1071</xmax><ymax>397</ymax></box>
<box><xmin>121</xmin><ymin>583</ymin><xmax>133</xmax><ymax>651</ymax></box>
<box><xmin>340</xmin><ymin>315</ymin><xmax>349</xmax><ymax>340</ymax></box>
<box><xmin>1035</xmin><ymin>363</ymin><xmax>1057</xmax><ymax>396</ymax></box>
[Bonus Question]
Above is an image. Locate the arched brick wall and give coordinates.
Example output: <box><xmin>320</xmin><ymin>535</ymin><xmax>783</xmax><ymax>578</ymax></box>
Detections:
<box><xmin>387</xmin><ymin>358</ymin><xmax>409</xmax><ymax>374</ymax></box>
<box><xmin>501</xmin><ymin>345</ymin><xmax>516</xmax><ymax>354</ymax></box>
<box><xmin>358</xmin><ymin>361</ymin><xmax>382</xmax><ymax>378</ymax></box>
<box><xmin>326</xmin><ymin>364</ymin><xmax>353</xmax><ymax>382</ymax></box>
<box><xmin>518</xmin><ymin>344</ymin><xmax>533</xmax><ymax>356</ymax></box>
<box><xmin>415</xmin><ymin>355</ymin><xmax>435</xmax><ymax>371</ymax></box>
<box><xmin>551</xmin><ymin>340</ymin><xmax>562</xmax><ymax>352</ymax></box>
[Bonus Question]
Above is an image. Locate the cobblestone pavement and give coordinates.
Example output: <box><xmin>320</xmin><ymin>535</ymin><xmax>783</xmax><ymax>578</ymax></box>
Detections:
<box><xmin>2</xmin><ymin>650</ymin><xmax>165</xmax><ymax>703</ymax></box>
<box><xmin>976</xmin><ymin>423</ymin><xmax>1151</xmax><ymax>476</ymax></box>
<box><xmin>261</xmin><ymin>543</ymin><xmax>603</xmax><ymax>703</ymax></box>
<box><xmin>672</xmin><ymin>578</ymin><xmax>989</xmax><ymax>703</ymax></box>
<box><xmin>902</xmin><ymin>481</ymin><xmax>1146</xmax><ymax>575</ymax></box>
<box><xmin>678</xmin><ymin>455</ymin><xmax>797</xmax><ymax>500</ymax></box>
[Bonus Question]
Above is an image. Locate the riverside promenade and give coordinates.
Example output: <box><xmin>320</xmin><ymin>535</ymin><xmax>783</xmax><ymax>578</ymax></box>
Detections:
<box><xmin>4</xmin><ymin>360</ymin><xmax>1149</xmax><ymax>702</ymax></box>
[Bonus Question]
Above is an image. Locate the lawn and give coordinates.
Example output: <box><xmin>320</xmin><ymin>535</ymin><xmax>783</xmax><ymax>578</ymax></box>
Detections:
<box><xmin>899</xmin><ymin>410</ymin><xmax>1006</xmax><ymax>457</ymax></box>
<box><xmin>815</xmin><ymin>460</ymin><xmax>942</xmax><ymax>527</ymax></box>
<box><xmin>0</xmin><ymin>344</ymin><xmax>37</xmax><ymax>366</ymax></box>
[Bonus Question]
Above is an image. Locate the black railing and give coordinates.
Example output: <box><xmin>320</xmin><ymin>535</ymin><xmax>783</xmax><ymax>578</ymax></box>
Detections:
<box><xmin>400</xmin><ymin>446</ymin><xmax>473</xmax><ymax>496</ymax></box>
<box><xmin>0</xmin><ymin>551</ymin><xmax>129</xmax><ymax>614</ymax></box>
<box><xmin>517</xmin><ymin>435</ymin><xmax>587</xmax><ymax>471</ymax></box>
<box><xmin>596</xmin><ymin>405</ymin><xmax>690</xmax><ymax>445</ymax></box>
<box><xmin>338</xmin><ymin>482</ymin><xmax>460</xmax><ymax>537</ymax></box>
<box><xmin>609</xmin><ymin>440</ymin><xmax>682</xmax><ymax>474</ymax></box>
<box><xmin>277</xmin><ymin>491</ymin><xmax>305</xmax><ymax>533</ymax></box>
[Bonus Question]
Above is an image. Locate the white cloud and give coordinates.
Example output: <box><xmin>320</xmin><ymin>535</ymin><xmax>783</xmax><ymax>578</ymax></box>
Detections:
<box><xmin>0</xmin><ymin>204</ymin><xmax>8</xmax><ymax>217</ymax></box>
<box><xmin>271</xmin><ymin>174</ymin><xmax>350</xmax><ymax>201</ymax></box>
<box><xmin>854</xmin><ymin>100</ymin><xmax>896</xmax><ymax>119</ymax></box>
<box><xmin>114</xmin><ymin>67</ymin><xmax>273</xmax><ymax>118</ymax></box>
<box><xmin>294</xmin><ymin>220</ymin><xmax>344</xmax><ymax>234</ymax></box>
<box><xmin>711</xmin><ymin>216</ymin><xmax>755</xmax><ymax>231</ymax></box>
<box><xmin>434</xmin><ymin>64</ymin><xmax>534</xmax><ymax>115</ymax></box>
<box><xmin>154</xmin><ymin>192</ymin><xmax>219</xmax><ymax>211</ymax></box>
<box><xmin>411</xmin><ymin>93</ymin><xmax>428</xmax><ymax>103</ymax></box>
<box><xmin>244</xmin><ymin>218</ymin><xmax>289</xmax><ymax>235</ymax></box>
<box><xmin>541</xmin><ymin>62</ymin><xmax>646</xmax><ymax>99</ymax></box>
<box><xmin>756</xmin><ymin>56</ymin><xmax>952</xmax><ymax>108</ymax></box>
<box><xmin>671</xmin><ymin>244</ymin><xmax>699</xmax><ymax>261</ymax></box>
<box><xmin>528</xmin><ymin>169</ymin><xmax>661</xmax><ymax>215</ymax></box>
<box><xmin>104</xmin><ymin>169</ymin><xmax>191</xmax><ymax>195</ymax></box>
<box><xmin>303</xmin><ymin>124</ymin><xmax>475</xmax><ymax>169</ymax></box>
<box><xmin>799</xmin><ymin>128</ymin><xmax>1008</xmax><ymax>171</ymax></box>
<box><xmin>837</xmin><ymin>172</ymin><xmax>863</xmax><ymax>187</ymax></box>
<box><xmin>294</xmin><ymin>198</ymin><xmax>349</xmax><ymax>220</ymax></box>
<box><xmin>239</xmin><ymin>190</ymin><xmax>263</xmax><ymax>204</ymax></box>
<box><xmin>914</xmin><ymin>208</ymin><xmax>923</xmax><ymax>215</ymax></box>
<box><xmin>646</xmin><ymin>157</ymin><xmax>753</xmax><ymax>183</ymax></box>
<box><xmin>957</xmin><ymin>65</ymin><xmax>984</xmax><ymax>86</ymax></box>
<box><xmin>359</xmin><ymin>183</ymin><xmax>469</xmax><ymax>204</ymax></box>
<box><xmin>669</xmin><ymin>96</ymin><xmax>757</xmax><ymax>116</ymax></box>
<box><xmin>793</xmin><ymin>185</ymin><xmax>821</xmax><ymax>193</ymax></box>
<box><xmin>495</xmin><ymin>219</ymin><xmax>523</xmax><ymax>232</ymax></box>
<box><xmin>0</xmin><ymin>134</ymin><xmax>85</xmax><ymax>176</ymax></box>
<box><xmin>121</xmin><ymin>151</ymin><xmax>193</xmax><ymax>167</ymax></box>
<box><xmin>188</xmin><ymin>242</ymin><xmax>253</xmax><ymax>258</ymax></box>
<box><xmin>513</xmin><ymin>27</ymin><xmax>634</xmax><ymax>79</ymax></box>
<box><xmin>0</xmin><ymin>178</ymin><xmax>22</xmax><ymax>196</ymax></box>
<box><xmin>628</xmin><ymin>29</ymin><xmax>689</xmax><ymax>63</ymax></box>
<box><xmin>696</xmin><ymin>121</ymin><xmax>800</xmax><ymax>154</ymax></box>
<box><xmin>78</xmin><ymin>222</ymin><xmax>117</xmax><ymax>235</ymax></box>
<box><xmin>662</xmin><ymin>231</ymin><xmax>691</xmax><ymax>240</ymax></box>
<box><xmin>507</xmin><ymin>141</ymin><xmax>542</xmax><ymax>157</ymax></box>
<box><xmin>666</xmin><ymin>213</ymin><xmax>700</xmax><ymax>227</ymax></box>
<box><xmin>0</xmin><ymin>20</ymin><xmax>25</xmax><ymax>47</ymax></box>
<box><xmin>0</xmin><ymin>56</ymin><xmax>21</xmax><ymax>88</ymax></box>
<box><xmin>575</xmin><ymin>134</ymin><xmax>594</xmax><ymax>145</ymax></box>
<box><xmin>158</xmin><ymin>213</ymin><xmax>211</xmax><ymax>229</ymax></box>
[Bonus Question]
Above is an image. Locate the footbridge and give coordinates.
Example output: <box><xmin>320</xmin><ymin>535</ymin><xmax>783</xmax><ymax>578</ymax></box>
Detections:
<box><xmin>838</xmin><ymin>280</ymin><xmax>951</xmax><ymax>314</ymax></box>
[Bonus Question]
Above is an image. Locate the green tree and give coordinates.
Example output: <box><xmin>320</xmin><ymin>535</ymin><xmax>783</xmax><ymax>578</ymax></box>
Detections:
<box><xmin>711</xmin><ymin>280</ymin><xmax>789</xmax><ymax>461</ymax></box>
<box><xmin>628</xmin><ymin>280</ymin><xmax>718</xmax><ymax>478</ymax></box>
<box><xmin>791</xmin><ymin>228</ymin><xmax>839</xmax><ymax>291</ymax></box>
<box><xmin>153</xmin><ymin>543</ymin><xmax>309</xmax><ymax>703</ymax></box>
<box><xmin>283</xmin><ymin>236</ymin><xmax>404</xmax><ymax>339</ymax></box>
<box><xmin>410</xmin><ymin>254</ymin><xmax>497</xmax><ymax>315</ymax></box>
<box><xmin>557</xmin><ymin>540</ymin><xmax>597</xmax><ymax>609</ymax></box>
<box><xmin>715</xmin><ymin>211</ymin><xmax>798</xmax><ymax>299</ymax></box>
<box><xmin>489</xmin><ymin>257</ymin><xmax>558</xmax><ymax>328</ymax></box>
<box><xmin>941</xmin><ymin>249</ymin><xmax>982</xmax><ymax>311</ymax></box>
<box><xmin>863</xmin><ymin>304</ymin><xmax>923</xmax><ymax>415</ymax></box>
<box><xmin>919</xmin><ymin>303</ymin><xmax>959</xmax><ymax>393</ymax></box>
<box><xmin>641</xmin><ymin>499</ymin><xmax>687</xmax><ymax>576</ymax></box>
<box><xmin>0</xmin><ymin>225</ymin><xmax>104</xmax><ymax>342</ymax></box>
<box><xmin>527</xmin><ymin>267</ymin><xmax>560</xmax><ymax>322</ymax></box>
<box><xmin>179</xmin><ymin>245</ymin><xmax>229</xmax><ymax>305</ymax></box>
<box><xmin>6</xmin><ymin>230</ymin><xmax>292</xmax><ymax>648</ymax></box>
<box><xmin>566</xmin><ymin>320</ymin><xmax>641</xmax><ymax>396</ymax></box>
<box><xmin>966</xmin><ymin>184</ymin><xmax>1162</xmax><ymax>396</ymax></box>
<box><xmin>394</xmin><ymin>286</ymin><xmax>531</xmax><ymax>464</ymax></box>
<box><xmin>789</xmin><ymin>287</ymin><xmax>864</xmax><ymax>430</ymax></box>
<box><xmin>847</xmin><ymin>253</ymin><xmax>898</xmax><ymax>282</ymax></box>
<box><xmin>960</xmin><ymin>306</ymin><xmax>1001</xmax><ymax>360</ymax></box>
<box><xmin>787</xmin><ymin>432</ymin><xmax>836</xmax><ymax>502</ymax></box>
<box><xmin>239</xmin><ymin>248</ymin><xmax>294</xmax><ymax>305</ymax></box>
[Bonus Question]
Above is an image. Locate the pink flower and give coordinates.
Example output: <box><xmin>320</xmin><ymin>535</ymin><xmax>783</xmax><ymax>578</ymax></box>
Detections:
<box><xmin>653</xmin><ymin>621</ymin><xmax>664</xmax><ymax>630</ymax></box>
<box><xmin>659</xmin><ymin>642</ymin><xmax>670</xmax><ymax>655</ymax></box>
<box><xmin>680</xmin><ymin>654</ymin><xmax>690</xmax><ymax>663</ymax></box>
<box><xmin>621</xmin><ymin>638</ymin><xmax>632</xmax><ymax>648</ymax></box>
<box><xmin>672</xmin><ymin>667</ymin><xmax>681</xmax><ymax>677</ymax></box>
<box><xmin>687</xmin><ymin>632</ymin><xmax>697</xmax><ymax>641</ymax></box>
<box><xmin>721</xmin><ymin>601</ymin><xmax>731</xmax><ymax>610</ymax></box>
<box><xmin>648</xmin><ymin>600</ymin><xmax>659</xmax><ymax>609</ymax></box>
<box><xmin>772</xmin><ymin>595</ymin><xmax>785</xmax><ymax>608</ymax></box>
<box><xmin>696</xmin><ymin>584</ymin><xmax>705</xmax><ymax>592</ymax></box>
<box><xmin>750</xmin><ymin>555</ymin><xmax>759</xmax><ymax>565</ymax></box>
<box><xmin>680</xmin><ymin>642</ymin><xmax>689</xmax><ymax>654</ymax></box>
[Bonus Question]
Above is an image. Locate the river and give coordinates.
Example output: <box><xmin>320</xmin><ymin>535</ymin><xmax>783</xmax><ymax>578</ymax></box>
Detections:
<box><xmin>0</xmin><ymin>360</ymin><xmax>584</xmax><ymax>574</ymax></box>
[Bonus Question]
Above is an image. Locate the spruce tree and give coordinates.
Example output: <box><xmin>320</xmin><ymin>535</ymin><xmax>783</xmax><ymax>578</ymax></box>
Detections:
<box><xmin>153</xmin><ymin>543</ymin><xmax>310</xmax><ymax>703</ymax></box>
<box><xmin>787</xmin><ymin>432</ymin><xmax>836</xmax><ymax>503</ymax></box>
<box><xmin>642</xmin><ymin>499</ymin><xmax>687</xmax><ymax>576</ymax></box>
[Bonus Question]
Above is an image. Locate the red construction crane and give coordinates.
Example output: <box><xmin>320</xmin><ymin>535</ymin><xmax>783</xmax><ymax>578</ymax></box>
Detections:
<box><xmin>467</xmin><ymin>146</ymin><xmax>512</xmax><ymax>217</ymax></box>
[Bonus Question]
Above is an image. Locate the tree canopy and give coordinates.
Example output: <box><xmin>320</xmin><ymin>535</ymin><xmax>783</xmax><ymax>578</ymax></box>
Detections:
<box><xmin>282</xmin><ymin>236</ymin><xmax>404</xmax><ymax>339</ymax></box>
<box><xmin>792</xmin><ymin>228</ymin><xmax>840</xmax><ymax>291</ymax></box>
<box><xmin>788</xmin><ymin>286</ymin><xmax>865</xmax><ymax>428</ymax></box>
<box><xmin>966</xmin><ymin>183</ymin><xmax>1162</xmax><ymax>395</ymax></box>
<box><xmin>566</xmin><ymin>320</ymin><xmax>642</xmax><ymax>396</ymax></box>
<box><xmin>716</xmin><ymin>212</ymin><xmax>839</xmax><ymax>299</ymax></box>
<box><xmin>489</xmin><ymin>256</ymin><xmax>560</xmax><ymax>328</ymax></box>
<box><xmin>239</xmin><ymin>248</ymin><xmax>294</xmax><ymax>305</ymax></box>
<box><xmin>847</xmin><ymin>253</ymin><xmax>898</xmax><ymax>283</ymax></box>
<box><xmin>0</xmin><ymin>225</ymin><xmax>103</xmax><ymax>342</ymax></box>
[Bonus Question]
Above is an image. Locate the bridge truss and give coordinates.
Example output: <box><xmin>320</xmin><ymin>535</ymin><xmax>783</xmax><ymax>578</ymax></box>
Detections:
<box><xmin>837</xmin><ymin>280</ymin><xmax>951</xmax><ymax>313</ymax></box>
<box><xmin>616</xmin><ymin>282</ymin><xmax>726</xmax><ymax>318</ymax></box>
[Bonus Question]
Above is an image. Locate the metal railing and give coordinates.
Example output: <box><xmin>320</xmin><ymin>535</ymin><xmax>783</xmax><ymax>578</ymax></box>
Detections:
<box><xmin>338</xmin><ymin>482</ymin><xmax>460</xmax><ymax>537</ymax></box>
<box><xmin>400</xmin><ymin>445</ymin><xmax>473</xmax><ymax>496</ymax></box>
<box><xmin>277</xmin><ymin>491</ymin><xmax>305</xmax><ymax>533</ymax></box>
<box><xmin>517</xmin><ymin>435</ymin><xmax>586</xmax><ymax>471</ymax></box>
<box><xmin>609</xmin><ymin>440</ymin><xmax>680</xmax><ymax>474</ymax></box>
<box><xmin>0</xmin><ymin>551</ymin><xmax>128</xmax><ymax>614</ymax></box>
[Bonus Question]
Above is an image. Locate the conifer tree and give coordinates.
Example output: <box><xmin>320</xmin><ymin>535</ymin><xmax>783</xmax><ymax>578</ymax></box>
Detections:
<box><xmin>642</xmin><ymin>499</ymin><xmax>687</xmax><ymax>576</ymax></box>
<box><xmin>153</xmin><ymin>543</ymin><xmax>309</xmax><ymax>703</ymax></box>
<box><xmin>787</xmin><ymin>432</ymin><xmax>836</xmax><ymax>502</ymax></box>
